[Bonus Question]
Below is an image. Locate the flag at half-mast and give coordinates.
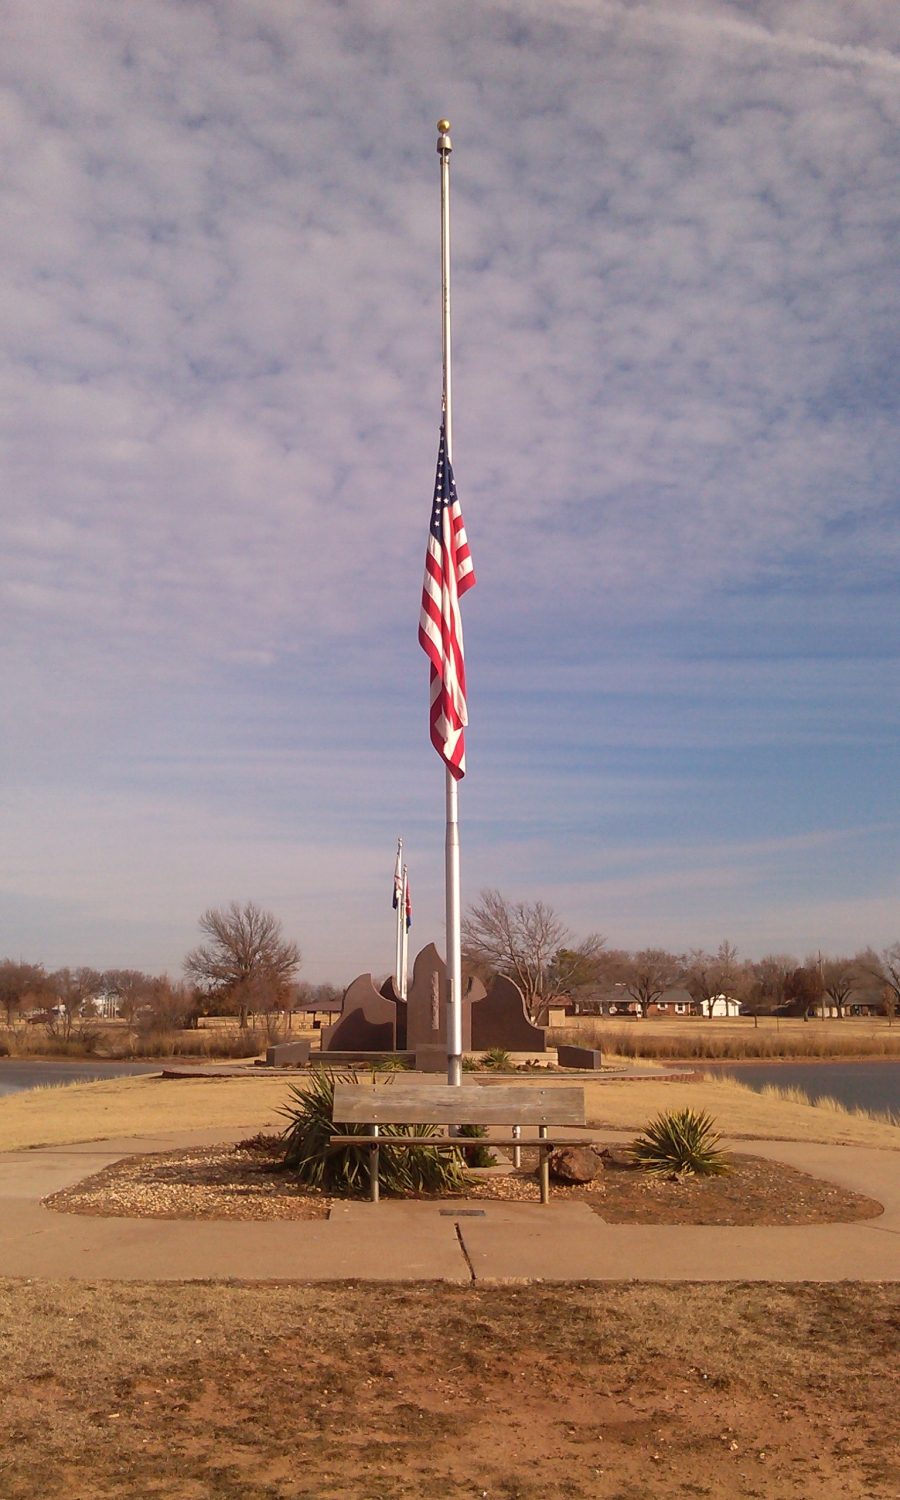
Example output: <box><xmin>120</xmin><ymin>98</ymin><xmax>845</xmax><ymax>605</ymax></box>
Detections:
<box><xmin>392</xmin><ymin>839</ymin><xmax>403</xmax><ymax>910</ymax></box>
<box><xmin>418</xmin><ymin>425</ymin><xmax>476</xmax><ymax>778</ymax></box>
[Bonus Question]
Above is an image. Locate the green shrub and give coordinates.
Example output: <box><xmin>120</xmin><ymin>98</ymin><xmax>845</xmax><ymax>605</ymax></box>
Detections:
<box><xmin>462</xmin><ymin>1054</ymin><xmax>481</xmax><ymax>1072</ymax></box>
<box><xmin>630</xmin><ymin>1108</ymin><xmax>731</xmax><ymax>1177</ymax></box>
<box><xmin>278</xmin><ymin>1071</ymin><xmax>472</xmax><ymax>1195</ymax></box>
<box><xmin>455</xmin><ymin>1123</ymin><xmax>494</xmax><ymax>1167</ymax></box>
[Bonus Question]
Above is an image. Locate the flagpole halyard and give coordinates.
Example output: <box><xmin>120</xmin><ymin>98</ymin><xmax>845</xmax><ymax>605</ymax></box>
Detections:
<box><xmin>393</xmin><ymin>837</ymin><xmax>404</xmax><ymax>997</ymax></box>
<box><xmin>438</xmin><ymin>118</ymin><xmax>464</xmax><ymax>1086</ymax></box>
<box><xmin>401</xmin><ymin>863</ymin><xmax>410</xmax><ymax>1001</ymax></box>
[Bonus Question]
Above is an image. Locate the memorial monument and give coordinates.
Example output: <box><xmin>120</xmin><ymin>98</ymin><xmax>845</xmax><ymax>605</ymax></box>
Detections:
<box><xmin>322</xmin><ymin>942</ymin><xmax>545</xmax><ymax>1067</ymax></box>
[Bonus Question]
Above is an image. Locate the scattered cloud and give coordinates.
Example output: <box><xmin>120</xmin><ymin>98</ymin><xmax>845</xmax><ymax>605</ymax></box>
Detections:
<box><xmin>0</xmin><ymin>0</ymin><xmax>897</xmax><ymax>972</ymax></box>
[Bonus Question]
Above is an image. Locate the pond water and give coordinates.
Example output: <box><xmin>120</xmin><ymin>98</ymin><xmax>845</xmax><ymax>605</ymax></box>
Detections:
<box><xmin>700</xmin><ymin>1060</ymin><xmax>900</xmax><ymax>1117</ymax></box>
<box><xmin>3</xmin><ymin>1056</ymin><xmax>900</xmax><ymax>1120</ymax></box>
<box><xmin>0</xmin><ymin>1059</ymin><xmax>163</xmax><ymax>1096</ymax></box>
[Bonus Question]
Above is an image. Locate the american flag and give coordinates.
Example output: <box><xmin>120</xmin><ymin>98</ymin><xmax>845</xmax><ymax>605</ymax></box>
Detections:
<box><xmin>418</xmin><ymin>425</ymin><xmax>475</xmax><ymax>778</ymax></box>
<box><xmin>392</xmin><ymin>839</ymin><xmax>403</xmax><ymax>910</ymax></box>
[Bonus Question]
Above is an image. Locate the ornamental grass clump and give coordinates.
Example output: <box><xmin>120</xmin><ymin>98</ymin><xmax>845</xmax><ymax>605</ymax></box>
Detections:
<box><xmin>630</xmin><ymin>1108</ymin><xmax>731</xmax><ymax>1178</ymax></box>
<box><xmin>278</xmin><ymin>1070</ymin><xmax>472</xmax><ymax>1196</ymax></box>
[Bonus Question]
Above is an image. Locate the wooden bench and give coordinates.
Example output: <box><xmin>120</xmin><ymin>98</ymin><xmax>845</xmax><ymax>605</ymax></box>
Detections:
<box><xmin>330</xmin><ymin>1079</ymin><xmax>588</xmax><ymax>1204</ymax></box>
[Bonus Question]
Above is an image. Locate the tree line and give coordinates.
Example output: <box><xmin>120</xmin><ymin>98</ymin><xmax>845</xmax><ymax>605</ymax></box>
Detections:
<box><xmin>461</xmin><ymin>889</ymin><xmax>900</xmax><ymax>1023</ymax></box>
<box><xmin>3</xmin><ymin>891</ymin><xmax>899</xmax><ymax>1036</ymax></box>
<box><xmin>0</xmin><ymin>902</ymin><xmax>307</xmax><ymax>1037</ymax></box>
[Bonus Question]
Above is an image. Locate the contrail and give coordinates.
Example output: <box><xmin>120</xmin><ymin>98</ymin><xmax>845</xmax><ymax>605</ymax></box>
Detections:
<box><xmin>529</xmin><ymin>0</ymin><xmax>900</xmax><ymax>78</ymax></box>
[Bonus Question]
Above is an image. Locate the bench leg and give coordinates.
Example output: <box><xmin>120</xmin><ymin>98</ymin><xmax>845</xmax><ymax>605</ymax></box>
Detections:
<box><xmin>512</xmin><ymin>1124</ymin><xmax>521</xmax><ymax>1170</ymax></box>
<box><xmin>370</xmin><ymin>1125</ymin><xmax>380</xmax><ymax>1204</ymax></box>
<box><xmin>539</xmin><ymin>1125</ymin><xmax>549</xmax><ymax>1204</ymax></box>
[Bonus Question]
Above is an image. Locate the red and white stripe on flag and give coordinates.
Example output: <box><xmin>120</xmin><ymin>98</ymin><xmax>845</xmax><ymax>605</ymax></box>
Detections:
<box><xmin>418</xmin><ymin>426</ymin><xmax>475</xmax><ymax>779</ymax></box>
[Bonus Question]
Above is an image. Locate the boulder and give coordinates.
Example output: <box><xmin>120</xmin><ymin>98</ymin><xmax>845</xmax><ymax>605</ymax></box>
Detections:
<box><xmin>547</xmin><ymin>1146</ymin><xmax>603</xmax><ymax>1184</ymax></box>
<box><xmin>599</xmin><ymin>1146</ymin><xmax>634</xmax><ymax>1169</ymax></box>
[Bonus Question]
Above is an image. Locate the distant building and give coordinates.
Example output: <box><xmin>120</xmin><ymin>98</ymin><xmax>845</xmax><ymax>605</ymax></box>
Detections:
<box><xmin>706</xmin><ymin>993</ymin><xmax>741</xmax><ymax>1018</ymax></box>
<box><xmin>567</xmin><ymin>985</ymin><xmax>742</xmax><ymax>1018</ymax></box>
<box><xmin>651</xmin><ymin>989</ymin><xmax>698</xmax><ymax>1016</ymax></box>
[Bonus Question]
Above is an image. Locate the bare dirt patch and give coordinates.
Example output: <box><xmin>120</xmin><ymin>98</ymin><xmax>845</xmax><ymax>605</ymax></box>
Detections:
<box><xmin>44</xmin><ymin>1138</ymin><xmax>883</xmax><ymax>1226</ymax></box>
<box><xmin>0</xmin><ymin>1280</ymin><xmax>899</xmax><ymax>1499</ymax></box>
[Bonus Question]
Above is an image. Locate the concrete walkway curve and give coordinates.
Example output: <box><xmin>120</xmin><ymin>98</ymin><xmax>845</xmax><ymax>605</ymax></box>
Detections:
<box><xmin>2</xmin><ymin>1131</ymin><xmax>900</xmax><ymax>1283</ymax></box>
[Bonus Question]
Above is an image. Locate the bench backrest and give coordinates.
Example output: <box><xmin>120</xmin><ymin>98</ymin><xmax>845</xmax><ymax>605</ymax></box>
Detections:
<box><xmin>332</xmin><ymin>1080</ymin><xmax>585</xmax><ymax>1127</ymax></box>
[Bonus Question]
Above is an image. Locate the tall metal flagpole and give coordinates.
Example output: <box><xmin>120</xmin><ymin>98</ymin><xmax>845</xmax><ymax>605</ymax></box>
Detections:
<box><xmin>437</xmin><ymin>119</ymin><xmax>463</xmax><ymax>1087</ymax></box>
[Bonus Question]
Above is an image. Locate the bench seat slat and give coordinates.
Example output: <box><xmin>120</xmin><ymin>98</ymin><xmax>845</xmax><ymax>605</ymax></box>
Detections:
<box><xmin>326</xmin><ymin>1134</ymin><xmax>592</xmax><ymax>1148</ymax></box>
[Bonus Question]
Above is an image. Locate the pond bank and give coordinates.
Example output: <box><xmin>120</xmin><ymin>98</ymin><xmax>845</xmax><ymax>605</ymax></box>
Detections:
<box><xmin>697</xmin><ymin>1059</ymin><xmax>900</xmax><ymax>1117</ymax></box>
<box><xmin>0</xmin><ymin>1060</ymin><xmax>164</xmax><ymax>1097</ymax></box>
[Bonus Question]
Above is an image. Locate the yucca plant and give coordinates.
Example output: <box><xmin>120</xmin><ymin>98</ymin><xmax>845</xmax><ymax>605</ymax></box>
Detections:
<box><xmin>629</xmin><ymin>1108</ymin><xmax>731</xmax><ymax>1178</ymax></box>
<box><xmin>278</xmin><ymin>1071</ymin><xmax>472</xmax><ymax>1195</ymax></box>
<box><xmin>480</xmin><ymin>1047</ymin><xmax>513</xmax><ymax>1072</ymax></box>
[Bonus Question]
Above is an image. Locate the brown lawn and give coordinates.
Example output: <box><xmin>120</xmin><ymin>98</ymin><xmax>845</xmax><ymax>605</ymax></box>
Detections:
<box><xmin>0</xmin><ymin>1280</ymin><xmax>898</xmax><ymax>1498</ymax></box>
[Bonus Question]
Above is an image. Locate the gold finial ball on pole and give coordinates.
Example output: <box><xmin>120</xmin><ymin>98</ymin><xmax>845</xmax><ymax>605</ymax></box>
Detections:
<box><xmin>437</xmin><ymin>119</ymin><xmax>451</xmax><ymax>133</ymax></box>
<box><xmin>436</xmin><ymin>119</ymin><xmax>452</xmax><ymax>153</ymax></box>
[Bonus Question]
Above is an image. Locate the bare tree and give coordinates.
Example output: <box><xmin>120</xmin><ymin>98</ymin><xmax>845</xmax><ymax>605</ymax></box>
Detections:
<box><xmin>48</xmin><ymin>967</ymin><xmax>103</xmax><ymax>1040</ymax></box>
<box><xmin>294</xmin><ymin>981</ymin><xmax>343</xmax><ymax>1012</ymax></box>
<box><xmin>184</xmin><ymin>902</ymin><xmax>301</xmax><ymax>1028</ymax></box>
<box><xmin>0</xmin><ymin>961</ymin><xmax>50</xmax><ymax>1028</ymax></box>
<box><xmin>860</xmin><ymin>945</ymin><xmax>900</xmax><ymax>1024</ymax></box>
<box><xmin>616</xmin><ymin>950</ymin><xmax>681</xmax><ymax>1019</ymax></box>
<box><xmin>102</xmin><ymin>969</ymin><xmax>153</xmax><ymax>1023</ymax></box>
<box><xmin>461</xmin><ymin>889</ymin><xmax>603</xmax><ymax>1021</ymax></box>
<box><xmin>684</xmin><ymin>942</ymin><xmax>739</xmax><ymax>1018</ymax></box>
<box><xmin>884</xmin><ymin>946</ymin><xmax>900</xmax><ymax>1000</ymax></box>
<box><xmin>820</xmin><ymin>957</ymin><xmax>860</xmax><ymax>1019</ymax></box>
<box><xmin>136</xmin><ymin>977</ymin><xmax>195</xmax><ymax>1035</ymax></box>
<box><xmin>741</xmin><ymin>954</ymin><xmax>795</xmax><ymax>1026</ymax></box>
<box><xmin>784</xmin><ymin>962</ymin><xmax>824</xmax><ymax>1018</ymax></box>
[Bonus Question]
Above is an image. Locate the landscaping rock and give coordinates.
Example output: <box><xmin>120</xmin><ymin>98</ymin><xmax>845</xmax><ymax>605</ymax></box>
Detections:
<box><xmin>599</xmin><ymin>1146</ymin><xmax>635</xmax><ymax>1169</ymax></box>
<box><xmin>548</xmin><ymin>1146</ymin><xmax>604</xmax><ymax>1184</ymax></box>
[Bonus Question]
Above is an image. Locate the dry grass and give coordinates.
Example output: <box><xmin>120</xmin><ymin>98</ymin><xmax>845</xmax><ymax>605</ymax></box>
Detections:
<box><xmin>0</xmin><ymin>1024</ymin><xmax>266</xmax><ymax>1060</ymax></box>
<box><xmin>759</xmin><ymin>1081</ymin><xmax>900</xmax><ymax>1124</ymax></box>
<box><xmin>554</xmin><ymin>1014</ymin><xmax>900</xmax><ymax>1059</ymax></box>
<box><xmin>0</xmin><ymin>1280</ymin><xmax>899</xmax><ymax>1498</ymax></box>
<box><xmin>0</xmin><ymin>1075</ymin><xmax>289</xmax><ymax>1152</ymax></box>
<box><xmin>2</xmin><ymin>1068</ymin><xmax>900</xmax><ymax>1156</ymax></box>
<box><xmin>583</xmin><ymin>1073</ymin><xmax>900</xmax><ymax>1148</ymax></box>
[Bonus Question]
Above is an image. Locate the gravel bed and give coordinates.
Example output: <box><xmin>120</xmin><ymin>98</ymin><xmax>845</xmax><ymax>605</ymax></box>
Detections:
<box><xmin>43</xmin><ymin>1138</ymin><xmax>884</xmax><ymax>1225</ymax></box>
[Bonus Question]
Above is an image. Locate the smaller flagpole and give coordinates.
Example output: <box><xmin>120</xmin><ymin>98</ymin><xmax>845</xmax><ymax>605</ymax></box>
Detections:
<box><xmin>393</xmin><ymin>837</ymin><xmax>404</xmax><ymax>996</ymax></box>
<box><xmin>400</xmin><ymin>864</ymin><xmax>409</xmax><ymax>1001</ymax></box>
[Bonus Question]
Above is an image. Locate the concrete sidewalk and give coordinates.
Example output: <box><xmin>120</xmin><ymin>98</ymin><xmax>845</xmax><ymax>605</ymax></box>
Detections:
<box><xmin>2</xmin><ymin>1131</ymin><xmax>900</xmax><ymax>1283</ymax></box>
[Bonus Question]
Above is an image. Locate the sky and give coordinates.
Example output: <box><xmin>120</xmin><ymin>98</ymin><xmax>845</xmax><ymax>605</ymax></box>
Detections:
<box><xmin>0</xmin><ymin>0</ymin><xmax>899</xmax><ymax>982</ymax></box>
